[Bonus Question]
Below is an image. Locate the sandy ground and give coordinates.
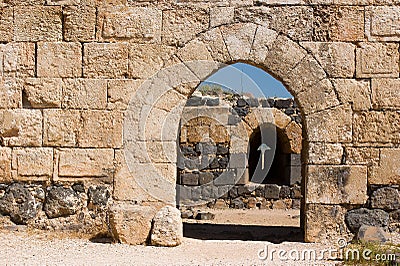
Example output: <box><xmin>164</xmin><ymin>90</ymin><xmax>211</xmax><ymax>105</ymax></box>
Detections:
<box><xmin>0</xmin><ymin>209</ymin><xmax>396</xmax><ymax>265</ymax></box>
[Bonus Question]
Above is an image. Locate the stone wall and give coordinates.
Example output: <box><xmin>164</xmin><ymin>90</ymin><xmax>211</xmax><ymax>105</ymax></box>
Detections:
<box><xmin>0</xmin><ymin>0</ymin><xmax>398</xmax><ymax>245</ymax></box>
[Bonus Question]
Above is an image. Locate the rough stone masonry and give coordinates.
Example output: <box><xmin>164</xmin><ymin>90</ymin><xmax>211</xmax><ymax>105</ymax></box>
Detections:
<box><xmin>0</xmin><ymin>0</ymin><xmax>399</xmax><ymax>246</ymax></box>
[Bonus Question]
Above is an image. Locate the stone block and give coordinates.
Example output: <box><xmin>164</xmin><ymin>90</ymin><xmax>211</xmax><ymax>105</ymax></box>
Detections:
<box><xmin>12</xmin><ymin>148</ymin><xmax>53</xmax><ymax>181</ymax></box>
<box><xmin>313</xmin><ymin>6</ymin><xmax>364</xmax><ymax>42</ymax></box>
<box><xmin>305</xmin><ymin>105</ymin><xmax>352</xmax><ymax>143</ymax></box>
<box><xmin>369</xmin><ymin>149</ymin><xmax>400</xmax><ymax>185</ymax></box>
<box><xmin>307</xmin><ymin>142</ymin><xmax>343</xmax><ymax>165</ymax></box>
<box><xmin>109</xmin><ymin>203</ymin><xmax>157</xmax><ymax>245</ymax></box>
<box><xmin>284</xmin><ymin>121</ymin><xmax>302</xmax><ymax>154</ymax></box>
<box><xmin>0</xmin><ymin>78</ymin><xmax>21</xmax><ymax>109</ymax></box>
<box><xmin>44</xmin><ymin>186</ymin><xmax>79</xmax><ymax>219</ymax></box>
<box><xmin>43</xmin><ymin>109</ymin><xmax>81</xmax><ymax>147</ymax></box>
<box><xmin>372</xmin><ymin>79</ymin><xmax>400</xmax><ymax>110</ymax></box>
<box><xmin>79</xmin><ymin>111</ymin><xmax>123</xmax><ymax>148</ymax></box>
<box><xmin>199</xmin><ymin>172</ymin><xmax>214</xmax><ymax>185</ymax></box>
<box><xmin>357</xmin><ymin>225</ymin><xmax>389</xmax><ymax>243</ymax></box>
<box><xmin>107</xmin><ymin>79</ymin><xmax>142</xmax><ymax>110</ymax></box>
<box><xmin>62</xmin><ymin>79</ymin><xmax>107</xmax><ymax>109</ymax></box>
<box><xmin>264</xmin><ymin>184</ymin><xmax>280</xmax><ymax>199</ymax></box>
<box><xmin>210</xmin><ymin>7</ymin><xmax>234</xmax><ymax>28</ymax></box>
<box><xmin>2</xmin><ymin>43</ymin><xmax>35</xmax><ymax>77</ymax></box>
<box><xmin>366</xmin><ymin>6</ymin><xmax>400</xmax><ymax>42</ymax></box>
<box><xmin>57</xmin><ymin>148</ymin><xmax>114</xmax><ymax>178</ymax></box>
<box><xmin>162</xmin><ymin>8</ymin><xmax>209</xmax><ymax>46</ymax></box>
<box><xmin>305</xmin><ymin>204</ymin><xmax>351</xmax><ymax>243</ymax></box>
<box><xmin>84</xmin><ymin>43</ymin><xmax>129</xmax><ymax>78</ymax></box>
<box><xmin>14</xmin><ymin>6</ymin><xmax>62</xmax><ymax>42</ymax></box>
<box><xmin>199</xmin><ymin>27</ymin><xmax>231</xmax><ymax>63</ymax></box>
<box><xmin>301</xmin><ymin>42</ymin><xmax>355</xmax><ymax>78</ymax></box>
<box><xmin>221</xmin><ymin>23</ymin><xmax>257</xmax><ymax>61</ymax></box>
<box><xmin>129</xmin><ymin>44</ymin><xmax>175</xmax><ymax>79</ymax></box>
<box><xmin>345</xmin><ymin>147</ymin><xmax>379</xmax><ymax>166</ymax></box>
<box><xmin>370</xmin><ymin>187</ymin><xmax>400</xmax><ymax>211</ymax></box>
<box><xmin>24</xmin><ymin>78</ymin><xmax>62</xmax><ymax>108</ymax></box>
<box><xmin>0</xmin><ymin>109</ymin><xmax>42</xmax><ymax>146</ymax></box>
<box><xmin>37</xmin><ymin>42</ymin><xmax>82</xmax><ymax>78</ymax></box>
<box><xmin>63</xmin><ymin>5</ymin><xmax>96</xmax><ymax>42</ymax></box>
<box><xmin>150</xmin><ymin>206</ymin><xmax>183</xmax><ymax>247</ymax></box>
<box><xmin>236</xmin><ymin>6</ymin><xmax>313</xmax><ymax>41</ymax></box>
<box><xmin>353</xmin><ymin>111</ymin><xmax>400</xmax><ymax>144</ymax></box>
<box><xmin>0</xmin><ymin>8</ymin><xmax>13</xmax><ymax>42</ymax></box>
<box><xmin>333</xmin><ymin>79</ymin><xmax>371</xmax><ymax>111</ymax></box>
<box><xmin>97</xmin><ymin>7</ymin><xmax>161</xmax><ymax>43</ymax></box>
<box><xmin>46</xmin><ymin>0</ymin><xmax>80</xmax><ymax>4</ymax></box>
<box><xmin>306</xmin><ymin>165</ymin><xmax>368</xmax><ymax>204</ymax></box>
<box><xmin>180</xmin><ymin>173</ymin><xmax>198</xmax><ymax>186</ymax></box>
<box><xmin>356</xmin><ymin>43</ymin><xmax>399</xmax><ymax>78</ymax></box>
<box><xmin>0</xmin><ymin>148</ymin><xmax>11</xmax><ymax>183</ymax></box>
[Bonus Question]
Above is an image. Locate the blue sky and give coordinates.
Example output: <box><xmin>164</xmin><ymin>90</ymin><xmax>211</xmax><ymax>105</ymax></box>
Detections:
<box><xmin>202</xmin><ymin>63</ymin><xmax>293</xmax><ymax>98</ymax></box>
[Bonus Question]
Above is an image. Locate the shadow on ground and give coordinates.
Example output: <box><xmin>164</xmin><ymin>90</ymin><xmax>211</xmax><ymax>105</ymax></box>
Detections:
<box><xmin>183</xmin><ymin>223</ymin><xmax>303</xmax><ymax>244</ymax></box>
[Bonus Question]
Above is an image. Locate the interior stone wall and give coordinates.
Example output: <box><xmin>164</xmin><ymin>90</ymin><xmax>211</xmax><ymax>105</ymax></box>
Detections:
<box><xmin>0</xmin><ymin>0</ymin><xmax>398</xmax><ymax>245</ymax></box>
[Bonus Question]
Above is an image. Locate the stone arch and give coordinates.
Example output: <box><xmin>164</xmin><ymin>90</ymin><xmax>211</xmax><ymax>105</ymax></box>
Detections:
<box><xmin>122</xmin><ymin>22</ymin><xmax>353</xmax><ymax>243</ymax></box>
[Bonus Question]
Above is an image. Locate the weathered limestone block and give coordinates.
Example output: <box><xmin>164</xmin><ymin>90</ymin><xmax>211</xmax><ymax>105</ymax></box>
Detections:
<box><xmin>369</xmin><ymin>149</ymin><xmax>400</xmax><ymax>185</ymax></box>
<box><xmin>271</xmin><ymin>108</ymin><xmax>291</xmax><ymax>129</ymax></box>
<box><xmin>162</xmin><ymin>8</ymin><xmax>209</xmax><ymax>46</ymax></box>
<box><xmin>43</xmin><ymin>109</ymin><xmax>81</xmax><ymax>147</ymax></box>
<box><xmin>345</xmin><ymin>147</ymin><xmax>379</xmax><ymax>166</ymax></box>
<box><xmin>24</xmin><ymin>78</ymin><xmax>62</xmax><ymax>108</ymax></box>
<box><xmin>296</xmin><ymin>79</ymin><xmax>339</xmax><ymax>115</ymax></box>
<box><xmin>372</xmin><ymin>79</ymin><xmax>400</xmax><ymax>109</ymax></box>
<box><xmin>284</xmin><ymin>121</ymin><xmax>302</xmax><ymax>154</ymax></box>
<box><xmin>44</xmin><ymin>186</ymin><xmax>80</xmax><ymax>219</ymax></box>
<box><xmin>109</xmin><ymin>203</ymin><xmax>157</xmax><ymax>245</ymax></box>
<box><xmin>107</xmin><ymin>79</ymin><xmax>142</xmax><ymax>110</ymax></box>
<box><xmin>366</xmin><ymin>6</ymin><xmax>400</xmax><ymax>42</ymax></box>
<box><xmin>0</xmin><ymin>8</ymin><xmax>13</xmax><ymax>42</ymax></box>
<box><xmin>307</xmin><ymin>142</ymin><xmax>343</xmax><ymax>165</ymax></box>
<box><xmin>313</xmin><ymin>6</ymin><xmax>364</xmax><ymax>42</ymax></box>
<box><xmin>301</xmin><ymin>42</ymin><xmax>355</xmax><ymax>78</ymax></box>
<box><xmin>62</xmin><ymin>79</ymin><xmax>107</xmax><ymax>109</ymax></box>
<box><xmin>97</xmin><ymin>7</ymin><xmax>161</xmax><ymax>43</ymax></box>
<box><xmin>353</xmin><ymin>111</ymin><xmax>400</xmax><ymax>144</ymax></box>
<box><xmin>370</xmin><ymin>187</ymin><xmax>400</xmax><ymax>211</ymax></box>
<box><xmin>333</xmin><ymin>79</ymin><xmax>371</xmax><ymax>111</ymax></box>
<box><xmin>79</xmin><ymin>111</ymin><xmax>123</xmax><ymax>148</ymax></box>
<box><xmin>249</xmin><ymin>26</ymin><xmax>278</xmax><ymax>64</ymax></box>
<box><xmin>305</xmin><ymin>204</ymin><xmax>351</xmax><ymax>243</ymax></box>
<box><xmin>12</xmin><ymin>148</ymin><xmax>53</xmax><ymax>181</ymax></box>
<box><xmin>220</xmin><ymin>23</ymin><xmax>257</xmax><ymax>61</ymax></box>
<box><xmin>37</xmin><ymin>42</ymin><xmax>82</xmax><ymax>78</ymax></box>
<box><xmin>84</xmin><ymin>43</ymin><xmax>129</xmax><ymax>78</ymax></box>
<box><xmin>0</xmin><ymin>148</ymin><xmax>11</xmax><ymax>183</ymax></box>
<box><xmin>150</xmin><ymin>206</ymin><xmax>183</xmax><ymax>247</ymax></box>
<box><xmin>2</xmin><ymin>43</ymin><xmax>35</xmax><ymax>77</ymax></box>
<box><xmin>0</xmin><ymin>109</ymin><xmax>42</xmax><ymax>146</ymax></box>
<box><xmin>356</xmin><ymin>43</ymin><xmax>399</xmax><ymax>78</ymax></box>
<box><xmin>63</xmin><ymin>5</ymin><xmax>96</xmax><ymax>42</ymax></box>
<box><xmin>210</xmin><ymin>7</ymin><xmax>234</xmax><ymax>28</ymax></box>
<box><xmin>57</xmin><ymin>148</ymin><xmax>114</xmax><ymax>178</ymax></box>
<box><xmin>129</xmin><ymin>44</ymin><xmax>175</xmax><ymax>79</ymax></box>
<box><xmin>306</xmin><ymin>165</ymin><xmax>368</xmax><ymax>204</ymax></box>
<box><xmin>14</xmin><ymin>6</ymin><xmax>62</xmax><ymax>42</ymax></box>
<box><xmin>146</xmin><ymin>141</ymin><xmax>177</xmax><ymax>164</ymax></box>
<box><xmin>305</xmin><ymin>105</ymin><xmax>352</xmax><ymax>143</ymax></box>
<box><xmin>0</xmin><ymin>78</ymin><xmax>21</xmax><ymax>109</ymax></box>
<box><xmin>236</xmin><ymin>6</ymin><xmax>313</xmax><ymax>41</ymax></box>
<box><xmin>0</xmin><ymin>183</ymin><xmax>39</xmax><ymax>225</ymax></box>
<box><xmin>286</xmin><ymin>55</ymin><xmax>327</xmax><ymax>93</ymax></box>
<box><xmin>199</xmin><ymin>28</ymin><xmax>231</xmax><ymax>63</ymax></box>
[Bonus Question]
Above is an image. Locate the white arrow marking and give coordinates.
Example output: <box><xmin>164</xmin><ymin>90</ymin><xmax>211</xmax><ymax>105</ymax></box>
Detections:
<box><xmin>257</xmin><ymin>143</ymin><xmax>271</xmax><ymax>170</ymax></box>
